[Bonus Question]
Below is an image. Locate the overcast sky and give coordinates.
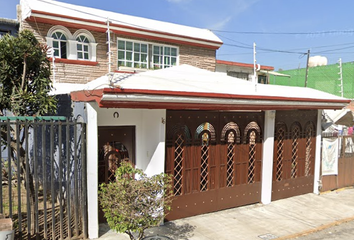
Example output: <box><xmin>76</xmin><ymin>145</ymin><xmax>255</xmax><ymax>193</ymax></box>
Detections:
<box><xmin>2</xmin><ymin>0</ymin><xmax>354</xmax><ymax>70</ymax></box>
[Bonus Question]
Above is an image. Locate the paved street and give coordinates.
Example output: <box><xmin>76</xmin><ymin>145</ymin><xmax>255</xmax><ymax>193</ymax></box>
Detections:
<box><xmin>293</xmin><ymin>219</ymin><xmax>354</xmax><ymax>240</ymax></box>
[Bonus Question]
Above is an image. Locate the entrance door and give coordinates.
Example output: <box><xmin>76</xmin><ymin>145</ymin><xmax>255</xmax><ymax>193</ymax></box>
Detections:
<box><xmin>98</xmin><ymin>126</ymin><xmax>135</xmax><ymax>222</ymax></box>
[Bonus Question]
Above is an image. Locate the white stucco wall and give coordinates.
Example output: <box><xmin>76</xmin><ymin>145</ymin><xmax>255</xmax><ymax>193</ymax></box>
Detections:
<box><xmin>86</xmin><ymin>103</ymin><xmax>166</xmax><ymax>239</ymax></box>
<box><xmin>96</xmin><ymin>107</ymin><xmax>167</xmax><ymax>174</ymax></box>
<box><xmin>86</xmin><ymin>102</ymin><xmax>99</xmax><ymax>239</ymax></box>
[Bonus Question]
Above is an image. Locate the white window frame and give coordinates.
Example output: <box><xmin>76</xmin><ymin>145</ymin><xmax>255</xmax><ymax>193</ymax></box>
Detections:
<box><xmin>46</xmin><ymin>26</ymin><xmax>72</xmax><ymax>59</ymax></box>
<box><xmin>117</xmin><ymin>38</ymin><xmax>179</xmax><ymax>70</ymax></box>
<box><xmin>152</xmin><ymin>44</ymin><xmax>178</xmax><ymax>69</ymax></box>
<box><xmin>117</xmin><ymin>38</ymin><xmax>149</xmax><ymax>69</ymax></box>
<box><xmin>46</xmin><ymin>26</ymin><xmax>97</xmax><ymax>62</ymax></box>
<box><xmin>73</xmin><ymin>30</ymin><xmax>97</xmax><ymax>62</ymax></box>
<box><xmin>76</xmin><ymin>35</ymin><xmax>90</xmax><ymax>60</ymax></box>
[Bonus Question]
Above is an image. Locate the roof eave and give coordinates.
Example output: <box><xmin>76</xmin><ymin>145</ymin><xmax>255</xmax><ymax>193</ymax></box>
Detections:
<box><xmin>70</xmin><ymin>88</ymin><xmax>349</xmax><ymax>110</ymax></box>
<box><xmin>27</xmin><ymin>11</ymin><xmax>223</xmax><ymax>50</ymax></box>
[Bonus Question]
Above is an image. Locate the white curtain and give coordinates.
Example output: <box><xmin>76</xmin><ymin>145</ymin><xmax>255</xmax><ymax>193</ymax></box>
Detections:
<box><xmin>322</xmin><ymin>138</ymin><xmax>339</xmax><ymax>175</ymax></box>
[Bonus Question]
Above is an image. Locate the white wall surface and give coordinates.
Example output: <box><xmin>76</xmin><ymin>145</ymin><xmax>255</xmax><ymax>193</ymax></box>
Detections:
<box><xmin>97</xmin><ymin>107</ymin><xmax>167</xmax><ymax>174</ymax></box>
<box><xmin>86</xmin><ymin>102</ymin><xmax>99</xmax><ymax>239</ymax></box>
<box><xmin>261</xmin><ymin>110</ymin><xmax>276</xmax><ymax>204</ymax></box>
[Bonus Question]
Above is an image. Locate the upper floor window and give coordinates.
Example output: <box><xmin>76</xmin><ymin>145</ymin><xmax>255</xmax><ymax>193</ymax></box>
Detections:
<box><xmin>118</xmin><ymin>40</ymin><xmax>148</xmax><ymax>68</ymax></box>
<box><xmin>52</xmin><ymin>31</ymin><xmax>67</xmax><ymax>59</ymax></box>
<box><xmin>76</xmin><ymin>35</ymin><xmax>89</xmax><ymax>60</ymax></box>
<box><xmin>46</xmin><ymin>26</ymin><xmax>97</xmax><ymax>62</ymax></box>
<box><xmin>117</xmin><ymin>38</ymin><xmax>179</xmax><ymax>69</ymax></box>
<box><xmin>153</xmin><ymin>45</ymin><xmax>177</xmax><ymax>69</ymax></box>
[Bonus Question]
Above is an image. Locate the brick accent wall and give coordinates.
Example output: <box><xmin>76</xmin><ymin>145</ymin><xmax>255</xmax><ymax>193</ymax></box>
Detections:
<box><xmin>21</xmin><ymin>20</ymin><xmax>217</xmax><ymax>84</ymax></box>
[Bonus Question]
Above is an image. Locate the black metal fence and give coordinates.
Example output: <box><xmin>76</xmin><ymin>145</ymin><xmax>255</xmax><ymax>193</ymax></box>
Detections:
<box><xmin>0</xmin><ymin>117</ymin><xmax>87</xmax><ymax>239</ymax></box>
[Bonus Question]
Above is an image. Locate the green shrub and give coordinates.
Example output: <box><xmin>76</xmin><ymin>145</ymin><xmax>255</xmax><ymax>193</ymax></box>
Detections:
<box><xmin>99</xmin><ymin>161</ymin><xmax>173</xmax><ymax>240</ymax></box>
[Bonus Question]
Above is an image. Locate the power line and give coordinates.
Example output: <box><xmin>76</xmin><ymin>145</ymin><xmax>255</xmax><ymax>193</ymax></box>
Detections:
<box><xmin>210</xmin><ymin>29</ymin><xmax>354</xmax><ymax>35</ymax></box>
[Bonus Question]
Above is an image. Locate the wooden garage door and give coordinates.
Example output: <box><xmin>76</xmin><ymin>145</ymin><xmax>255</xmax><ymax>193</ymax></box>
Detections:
<box><xmin>165</xmin><ymin>110</ymin><xmax>263</xmax><ymax>220</ymax></box>
<box><xmin>272</xmin><ymin>110</ymin><xmax>317</xmax><ymax>201</ymax></box>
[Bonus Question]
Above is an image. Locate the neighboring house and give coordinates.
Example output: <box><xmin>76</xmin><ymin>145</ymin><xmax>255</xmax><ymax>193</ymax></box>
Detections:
<box><xmin>216</xmin><ymin>59</ymin><xmax>290</xmax><ymax>84</ymax></box>
<box><xmin>18</xmin><ymin>0</ymin><xmax>351</xmax><ymax>239</ymax></box>
<box><xmin>216</xmin><ymin>59</ymin><xmax>274</xmax><ymax>84</ymax></box>
<box><xmin>0</xmin><ymin>18</ymin><xmax>18</xmax><ymax>38</ymax></box>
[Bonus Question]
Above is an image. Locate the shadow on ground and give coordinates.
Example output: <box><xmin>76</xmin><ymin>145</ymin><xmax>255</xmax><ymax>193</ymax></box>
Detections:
<box><xmin>145</xmin><ymin>222</ymin><xmax>196</xmax><ymax>240</ymax></box>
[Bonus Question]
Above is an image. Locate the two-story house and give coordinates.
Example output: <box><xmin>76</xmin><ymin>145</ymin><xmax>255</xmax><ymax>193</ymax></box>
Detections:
<box><xmin>18</xmin><ymin>0</ymin><xmax>350</xmax><ymax>239</ymax></box>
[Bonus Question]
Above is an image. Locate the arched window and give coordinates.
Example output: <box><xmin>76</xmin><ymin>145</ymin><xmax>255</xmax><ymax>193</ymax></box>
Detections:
<box><xmin>76</xmin><ymin>35</ymin><xmax>90</xmax><ymax>60</ymax></box>
<box><xmin>46</xmin><ymin>26</ymin><xmax>97</xmax><ymax>62</ymax></box>
<box><xmin>74</xmin><ymin>30</ymin><xmax>97</xmax><ymax>61</ymax></box>
<box><xmin>52</xmin><ymin>31</ymin><xmax>67</xmax><ymax>59</ymax></box>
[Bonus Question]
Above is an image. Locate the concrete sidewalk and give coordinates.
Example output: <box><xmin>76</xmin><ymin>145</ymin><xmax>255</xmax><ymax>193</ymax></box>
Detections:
<box><xmin>96</xmin><ymin>187</ymin><xmax>354</xmax><ymax>240</ymax></box>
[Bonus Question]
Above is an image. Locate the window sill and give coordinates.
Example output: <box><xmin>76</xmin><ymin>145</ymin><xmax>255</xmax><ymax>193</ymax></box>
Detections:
<box><xmin>49</xmin><ymin>58</ymin><xmax>98</xmax><ymax>66</ymax></box>
<box><xmin>117</xmin><ymin>66</ymin><xmax>150</xmax><ymax>73</ymax></box>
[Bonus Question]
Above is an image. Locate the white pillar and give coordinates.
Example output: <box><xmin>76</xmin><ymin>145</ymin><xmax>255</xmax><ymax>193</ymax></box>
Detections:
<box><xmin>86</xmin><ymin>103</ymin><xmax>99</xmax><ymax>239</ymax></box>
<box><xmin>261</xmin><ymin>110</ymin><xmax>276</xmax><ymax>204</ymax></box>
<box><xmin>313</xmin><ymin>109</ymin><xmax>322</xmax><ymax>195</ymax></box>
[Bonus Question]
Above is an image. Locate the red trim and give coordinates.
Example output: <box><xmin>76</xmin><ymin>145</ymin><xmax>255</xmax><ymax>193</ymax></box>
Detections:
<box><xmin>48</xmin><ymin>57</ymin><xmax>98</xmax><ymax>66</ymax></box>
<box><xmin>98</xmin><ymin>101</ymin><xmax>344</xmax><ymax>110</ymax></box>
<box><xmin>70</xmin><ymin>88</ymin><xmax>349</xmax><ymax>111</ymax></box>
<box><xmin>101</xmin><ymin>88</ymin><xmax>350</xmax><ymax>104</ymax></box>
<box><xmin>70</xmin><ymin>89</ymin><xmax>103</xmax><ymax>103</ymax></box>
<box><xmin>216</xmin><ymin>60</ymin><xmax>274</xmax><ymax>71</ymax></box>
<box><xmin>113</xmin><ymin>70</ymin><xmax>137</xmax><ymax>74</ymax></box>
<box><xmin>29</xmin><ymin>10</ymin><xmax>222</xmax><ymax>49</ymax></box>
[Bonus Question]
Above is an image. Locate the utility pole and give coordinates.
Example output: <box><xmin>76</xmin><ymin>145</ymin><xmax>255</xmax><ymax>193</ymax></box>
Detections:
<box><xmin>338</xmin><ymin>58</ymin><xmax>343</xmax><ymax>97</ymax></box>
<box><xmin>253</xmin><ymin>42</ymin><xmax>258</xmax><ymax>91</ymax></box>
<box><xmin>106</xmin><ymin>18</ymin><xmax>113</xmax><ymax>73</ymax></box>
<box><xmin>304</xmin><ymin>50</ymin><xmax>310</xmax><ymax>87</ymax></box>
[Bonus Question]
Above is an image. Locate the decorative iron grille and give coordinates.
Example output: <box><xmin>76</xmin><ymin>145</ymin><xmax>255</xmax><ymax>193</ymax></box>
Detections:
<box><xmin>173</xmin><ymin>134</ymin><xmax>184</xmax><ymax>195</ymax></box>
<box><xmin>291</xmin><ymin>125</ymin><xmax>300</xmax><ymax>178</ymax></box>
<box><xmin>226</xmin><ymin>131</ymin><xmax>235</xmax><ymax>187</ymax></box>
<box><xmin>248</xmin><ymin>131</ymin><xmax>256</xmax><ymax>184</ymax></box>
<box><xmin>305</xmin><ymin>125</ymin><xmax>313</xmax><ymax>176</ymax></box>
<box><xmin>276</xmin><ymin>126</ymin><xmax>285</xmax><ymax>181</ymax></box>
<box><xmin>200</xmin><ymin>132</ymin><xmax>209</xmax><ymax>191</ymax></box>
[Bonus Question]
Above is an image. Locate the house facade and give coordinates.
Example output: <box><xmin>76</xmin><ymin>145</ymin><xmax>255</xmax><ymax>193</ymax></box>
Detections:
<box><xmin>18</xmin><ymin>0</ymin><xmax>351</xmax><ymax>239</ymax></box>
<box><xmin>19</xmin><ymin>0</ymin><xmax>222</xmax><ymax>84</ymax></box>
<box><xmin>0</xmin><ymin>18</ymin><xmax>18</xmax><ymax>37</ymax></box>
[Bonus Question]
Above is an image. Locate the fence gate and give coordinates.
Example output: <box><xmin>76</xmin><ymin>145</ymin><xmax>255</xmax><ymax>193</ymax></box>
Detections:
<box><xmin>321</xmin><ymin>135</ymin><xmax>354</xmax><ymax>191</ymax></box>
<box><xmin>165</xmin><ymin>110</ymin><xmax>263</xmax><ymax>220</ymax></box>
<box><xmin>272</xmin><ymin>110</ymin><xmax>317</xmax><ymax>201</ymax></box>
<box><xmin>0</xmin><ymin>116</ymin><xmax>87</xmax><ymax>240</ymax></box>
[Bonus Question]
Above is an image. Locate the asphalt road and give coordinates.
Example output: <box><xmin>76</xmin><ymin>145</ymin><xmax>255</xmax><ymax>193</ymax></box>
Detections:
<box><xmin>293</xmin><ymin>219</ymin><xmax>354</xmax><ymax>240</ymax></box>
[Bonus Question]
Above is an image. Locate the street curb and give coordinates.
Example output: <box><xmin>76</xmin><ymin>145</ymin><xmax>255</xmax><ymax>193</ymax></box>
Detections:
<box><xmin>275</xmin><ymin>215</ymin><xmax>354</xmax><ymax>240</ymax></box>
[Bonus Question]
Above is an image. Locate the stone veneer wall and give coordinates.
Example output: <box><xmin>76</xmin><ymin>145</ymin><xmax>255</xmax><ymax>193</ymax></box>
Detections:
<box><xmin>21</xmin><ymin>20</ymin><xmax>217</xmax><ymax>84</ymax></box>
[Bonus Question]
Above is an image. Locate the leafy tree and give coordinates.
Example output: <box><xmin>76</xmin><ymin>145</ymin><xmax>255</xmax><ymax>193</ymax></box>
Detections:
<box><xmin>0</xmin><ymin>29</ymin><xmax>57</xmax><ymax>116</ymax></box>
<box><xmin>0</xmin><ymin>30</ymin><xmax>57</xmax><ymax>233</ymax></box>
<box><xmin>99</xmin><ymin>161</ymin><xmax>174</xmax><ymax>240</ymax></box>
